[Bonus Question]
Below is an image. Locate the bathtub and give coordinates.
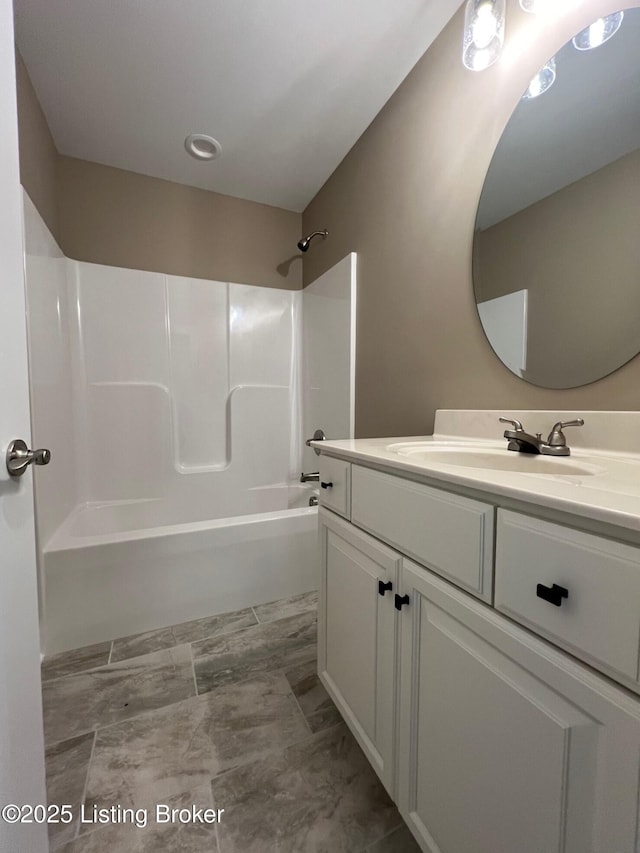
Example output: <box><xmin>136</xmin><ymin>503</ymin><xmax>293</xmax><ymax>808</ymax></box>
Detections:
<box><xmin>42</xmin><ymin>485</ymin><xmax>318</xmax><ymax>654</ymax></box>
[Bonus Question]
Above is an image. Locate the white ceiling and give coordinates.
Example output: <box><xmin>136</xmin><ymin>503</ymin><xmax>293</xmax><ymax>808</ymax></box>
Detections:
<box><xmin>14</xmin><ymin>0</ymin><xmax>462</xmax><ymax>212</ymax></box>
<box><xmin>477</xmin><ymin>7</ymin><xmax>640</xmax><ymax>230</ymax></box>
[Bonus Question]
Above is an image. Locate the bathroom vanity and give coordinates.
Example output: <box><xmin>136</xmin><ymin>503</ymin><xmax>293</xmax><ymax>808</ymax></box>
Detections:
<box><xmin>314</xmin><ymin>411</ymin><xmax>640</xmax><ymax>853</ymax></box>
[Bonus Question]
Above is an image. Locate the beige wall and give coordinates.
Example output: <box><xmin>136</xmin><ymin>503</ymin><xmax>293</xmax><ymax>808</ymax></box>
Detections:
<box><xmin>476</xmin><ymin>148</ymin><xmax>640</xmax><ymax>388</ymax></box>
<box><xmin>15</xmin><ymin>51</ymin><xmax>59</xmax><ymax>242</ymax></box>
<box><xmin>303</xmin><ymin>0</ymin><xmax>640</xmax><ymax>438</ymax></box>
<box><xmin>57</xmin><ymin>157</ymin><xmax>302</xmax><ymax>289</ymax></box>
<box><xmin>15</xmin><ymin>55</ymin><xmax>302</xmax><ymax>290</ymax></box>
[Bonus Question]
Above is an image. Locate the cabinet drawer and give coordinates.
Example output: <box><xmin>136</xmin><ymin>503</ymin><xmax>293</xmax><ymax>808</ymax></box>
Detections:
<box><xmin>318</xmin><ymin>457</ymin><xmax>351</xmax><ymax>519</ymax></box>
<box><xmin>495</xmin><ymin>510</ymin><xmax>640</xmax><ymax>684</ymax></box>
<box><xmin>351</xmin><ymin>465</ymin><xmax>494</xmax><ymax>601</ymax></box>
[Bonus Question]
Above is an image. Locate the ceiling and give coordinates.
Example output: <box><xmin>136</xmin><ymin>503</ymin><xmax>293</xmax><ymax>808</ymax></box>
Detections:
<box><xmin>14</xmin><ymin>0</ymin><xmax>463</xmax><ymax>212</ymax></box>
<box><xmin>477</xmin><ymin>7</ymin><xmax>640</xmax><ymax>230</ymax></box>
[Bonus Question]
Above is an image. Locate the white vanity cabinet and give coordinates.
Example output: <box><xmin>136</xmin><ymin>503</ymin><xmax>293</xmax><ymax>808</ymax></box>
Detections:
<box><xmin>318</xmin><ymin>507</ymin><xmax>400</xmax><ymax>795</ymax></box>
<box><xmin>398</xmin><ymin>559</ymin><xmax>640</xmax><ymax>853</ymax></box>
<box><xmin>317</xmin><ymin>458</ymin><xmax>640</xmax><ymax>853</ymax></box>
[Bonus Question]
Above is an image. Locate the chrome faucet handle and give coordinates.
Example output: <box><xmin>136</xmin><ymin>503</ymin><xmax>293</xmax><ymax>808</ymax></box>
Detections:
<box><xmin>546</xmin><ymin>418</ymin><xmax>584</xmax><ymax>447</ymax></box>
<box><xmin>499</xmin><ymin>417</ymin><xmax>524</xmax><ymax>432</ymax></box>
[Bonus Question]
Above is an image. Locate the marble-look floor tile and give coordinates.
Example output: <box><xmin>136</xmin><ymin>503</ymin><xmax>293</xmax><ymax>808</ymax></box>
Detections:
<box><xmin>212</xmin><ymin>723</ymin><xmax>401</xmax><ymax>853</ymax></box>
<box><xmin>253</xmin><ymin>590</ymin><xmax>318</xmax><ymax>623</ymax></box>
<box><xmin>110</xmin><ymin>627</ymin><xmax>178</xmax><ymax>665</ymax></box>
<box><xmin>56</xmin><ymin>787</ymin><xmax>218</xmax><ymax>852</ymax></box>
<box><xmin>193</xmin><ymin>610</ymin><xmax>317</xmax><ymax>695</ymax></box>
<box><xmin>84</xmin><ymin>672</ymin><xmax>309</xmax><ymax>813</ymax></box>
<box><xmin>284</xmin><ymin>660</ymin><xmax>341</xmax><ymax>733</ymax></box>
<box><xmin>305</xmin><ymin>705</ymin><xmax>344</xmax><ymax>734</ymax></box>
<box><xmin>42</xmin><ymin>642</ymin><xmax>112</xmax><ymax>682</ymax></box>
<box><xmin>111</xmin><ymin>608</ymin><xmax>257</xmax><ymax>663</ymax></box>
<box><xmin>43</xmin><ymin>645</ymin><xmax>196</xmax><ymax>744</ymax></box>
<box><xmin>363</xmin><ymin>824</ymin><xmax>421</xmax><ymax>852</ymax></box>
<box><xmin>45</xmin><ymin>732</ymin><xmax>95</xmax><ymax>849</ymax></box>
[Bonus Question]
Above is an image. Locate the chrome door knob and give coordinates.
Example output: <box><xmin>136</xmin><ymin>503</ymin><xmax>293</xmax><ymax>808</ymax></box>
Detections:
<box><xmin>6</xmin><ymin>439</ymin><xmax>51</xmax><ymax>477</ymax></box>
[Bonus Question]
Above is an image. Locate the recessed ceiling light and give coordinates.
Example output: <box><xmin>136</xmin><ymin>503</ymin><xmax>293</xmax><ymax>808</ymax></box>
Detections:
<box><xmin>184</xmin><ymin>133</ymin><xmax>222</xmax><ymax>161</ymax></box>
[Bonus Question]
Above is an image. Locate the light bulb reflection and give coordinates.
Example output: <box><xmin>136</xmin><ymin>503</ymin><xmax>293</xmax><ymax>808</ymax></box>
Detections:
<box><xmin>522</xmin><ymin>56</ymin><xmax>556</xmax><ymax>99</ymax></box>
<box><xmin>572</xmin><ymin>11</ymin><xmax>624</xmax><ymax>50</ymax></box>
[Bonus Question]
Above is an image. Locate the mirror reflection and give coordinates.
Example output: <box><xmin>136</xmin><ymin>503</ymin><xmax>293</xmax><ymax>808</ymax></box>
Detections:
<box><xmin>473</xmin><ymin>7</ymin><xmax>640</xmax><ymax>389</ymax></box>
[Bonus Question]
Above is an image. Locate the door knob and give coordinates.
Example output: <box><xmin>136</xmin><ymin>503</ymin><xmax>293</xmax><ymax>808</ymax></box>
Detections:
<box><xmin>6</xmin><ymin>439</ymin><xmax>51</xmax><ymax>477</ymax></box>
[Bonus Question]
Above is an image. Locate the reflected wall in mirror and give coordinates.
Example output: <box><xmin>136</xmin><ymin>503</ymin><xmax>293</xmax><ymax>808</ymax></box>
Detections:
<box><xmin>473</xmin><ymin>7</ymin><xmax>640</xmax><ymax>389</ymax></box>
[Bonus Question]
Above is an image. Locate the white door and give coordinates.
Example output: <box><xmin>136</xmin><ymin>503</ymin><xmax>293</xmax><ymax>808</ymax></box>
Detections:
<box><xmin>0</xmin><ymin>1</ymin><xmax>48</xmax><ymax>850</ymax></box>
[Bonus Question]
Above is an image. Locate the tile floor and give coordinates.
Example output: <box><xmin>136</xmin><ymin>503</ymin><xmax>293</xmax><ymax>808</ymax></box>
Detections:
<box><xmin>41</xmin><ymin>591</ymin><xmax>420</xmax><ymax>852</ymax></box>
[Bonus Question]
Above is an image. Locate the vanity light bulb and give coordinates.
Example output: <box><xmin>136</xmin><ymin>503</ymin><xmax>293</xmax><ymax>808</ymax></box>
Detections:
<box><xmin>572</xmin><ymin>11</ymin><xmax>624</xmax><ymax>50</ymax></box>
<box><xmin>522</xmin><ymin>56</ymin><xmax>557</xmax><ymax>100</ymax></box>
<box><xmin>462</xmin><ymin>0</ymin><xmax>505</xmax><ymax>71</ymax></box>
<box><xmin>472</xmin><ymin>3</ymin><xmax>498</xmax><ymax>48</ymax></box>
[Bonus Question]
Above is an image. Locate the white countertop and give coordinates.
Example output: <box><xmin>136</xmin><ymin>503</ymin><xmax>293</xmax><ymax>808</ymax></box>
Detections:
<box><xmin>313</xmin><ymin>410</ymin><xmax>640</xmax><ymax>535</ymax></box>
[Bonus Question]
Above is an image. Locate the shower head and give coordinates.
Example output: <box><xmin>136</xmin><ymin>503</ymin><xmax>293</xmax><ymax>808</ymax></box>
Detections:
<box><xmin>297</xmin><ymin>229</ymin><xmax>329</xmax><ymax>252</ymax></box>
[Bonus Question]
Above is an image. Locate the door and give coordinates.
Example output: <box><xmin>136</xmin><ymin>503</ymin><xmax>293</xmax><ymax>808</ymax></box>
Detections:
<box><xmin>318</xmin><ymin>508</ymin><xmax>400</xmax><ymax>795</ymax></box>
<box><xmin>0</xmin><ymin>2</ymin><xmax>48</xmax><ymax>850</ymax></box>
<box><xmin>398</xmin><ymin>559</ymin><xmax>640</xmax><ymax>853</ymax></box>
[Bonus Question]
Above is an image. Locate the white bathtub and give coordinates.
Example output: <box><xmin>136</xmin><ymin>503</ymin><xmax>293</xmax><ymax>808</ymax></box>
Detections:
<box><xmin>42</xmin><ymin>486</ymin><xmax>318</xmax><ymax>654</ymax></box>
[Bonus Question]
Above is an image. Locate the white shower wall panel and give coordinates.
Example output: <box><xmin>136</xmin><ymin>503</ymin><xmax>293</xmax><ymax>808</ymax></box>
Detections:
<box><xmin>23</xmin><ymin>193</ymin><xmax>78</xmax><ymax>547</ymax></box>
<box><xmin>77</xmin><ymin>263</ymin><xmax>168</xmax><ymax>384</ymax></box>
<box><xmin>301</xmin><ymin>253</ymin><xmax>356</xmax><ymax>472</ymax></box>
<box><xmin>167</xmin><ymin>276</ymin><xmax>229</xmax><ymax>471</ymax></box>
<box><xmin>86</xmin><ymin>383</ymin><xmax>171</xmax><ymax>502</ymax></box>
<box><xmin>71</xmin><ymin>261</ymin><xmax>297</xmax><ymax>511</ymax></box>
<box><xmin>229</xmin><ymin>283</ymin><xmax>294</xmax><ymax>388</ymax></box>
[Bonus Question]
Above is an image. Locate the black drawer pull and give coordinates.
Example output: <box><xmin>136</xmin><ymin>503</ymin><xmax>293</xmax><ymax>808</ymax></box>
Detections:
<box><xmin>536</xmin><ymin>583</ymin><xmax>569</xmax><ymax>607</ymax></box>
<box><xmin>320</xmin><ymin>481</ymin><xmax>333</xmax><ymax>489</ymax></box>
<box><xmin>378</xmin><ymin>580</ymin><xmax>393</xmax><ymax>597</ymax></box>
<box><xmin>395</xmin><ymin>593</ymin><xmax>410</xmax><ymax>611</ymax></box>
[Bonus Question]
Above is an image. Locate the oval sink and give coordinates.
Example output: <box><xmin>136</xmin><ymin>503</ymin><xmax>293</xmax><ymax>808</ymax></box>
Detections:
<box><xmin>390</xmin><ymin>446</ymin><xmax>599</xmax><ymax>476</ymax></box>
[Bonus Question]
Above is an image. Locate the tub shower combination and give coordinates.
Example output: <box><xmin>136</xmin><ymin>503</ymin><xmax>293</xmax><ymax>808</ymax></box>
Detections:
<box><xmin>24</xmin><ymin>194</ymin><xmax>355</xmax><ymax>653</ymax></box>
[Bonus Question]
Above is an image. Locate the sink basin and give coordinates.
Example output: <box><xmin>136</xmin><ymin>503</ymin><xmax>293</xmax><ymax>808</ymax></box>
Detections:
<box><xmin>387</xmin><ymin>445</ymin><xmax>599</xmax><ymax>477</ymax></box>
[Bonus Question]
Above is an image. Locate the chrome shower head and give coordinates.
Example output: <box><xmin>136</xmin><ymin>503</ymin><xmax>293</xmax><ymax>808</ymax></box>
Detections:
<box><xmin>297</xmin><ymin>229</ymin><xmax>329</xmax><ymax>252</ymax></box>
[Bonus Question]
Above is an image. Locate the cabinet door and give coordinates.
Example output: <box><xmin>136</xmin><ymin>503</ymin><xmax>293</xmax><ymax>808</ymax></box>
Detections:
<box><xmin>398</xmin><ymin>558</ymin><xmax>640</xmax><ymax>853</ymax></box>
<box><xmin>318</xmin><ymin>508</ymin><xmax>400</xmax><ymax>795</ymax></box>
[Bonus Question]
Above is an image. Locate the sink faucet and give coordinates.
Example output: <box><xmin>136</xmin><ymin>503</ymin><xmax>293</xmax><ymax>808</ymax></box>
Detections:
<box><xmin>499</xmin><ymin>417</ymin><xmax>584</xmax><ymax>457</ymax></box>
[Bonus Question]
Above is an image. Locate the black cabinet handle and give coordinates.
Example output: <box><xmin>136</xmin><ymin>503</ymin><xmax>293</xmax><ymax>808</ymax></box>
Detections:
<box><xmin>320</xmin><ymin>481</ymin><xmax>333</xmax><ymax>490</ymax></box>
<box><xmin>536</xmin><ymin>583</ymin><xmax>569</xmax><ymax>607</ymax></box>
<box><xmin>394</xmin><ymin>593</ymin><xmax>410</xmax><ymax>611</ymax></box>
<box><xmin>378</xmin><ymin>580</ymin><xmax>393</xmax><ymax>597</ymax></box>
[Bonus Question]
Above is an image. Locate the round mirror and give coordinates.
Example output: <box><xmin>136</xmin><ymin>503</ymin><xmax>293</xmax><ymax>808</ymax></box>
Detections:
<box><xmin>473</xmin><ymin>7</ymin><xmax>640</xmax><ymax>388</ymax></box>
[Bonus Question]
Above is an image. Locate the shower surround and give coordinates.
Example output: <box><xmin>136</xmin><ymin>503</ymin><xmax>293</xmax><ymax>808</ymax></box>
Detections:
<box><xmin>23</xmin><ymin>193</ymin><xmax>355</xmax><ymax>653</ymax></box>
